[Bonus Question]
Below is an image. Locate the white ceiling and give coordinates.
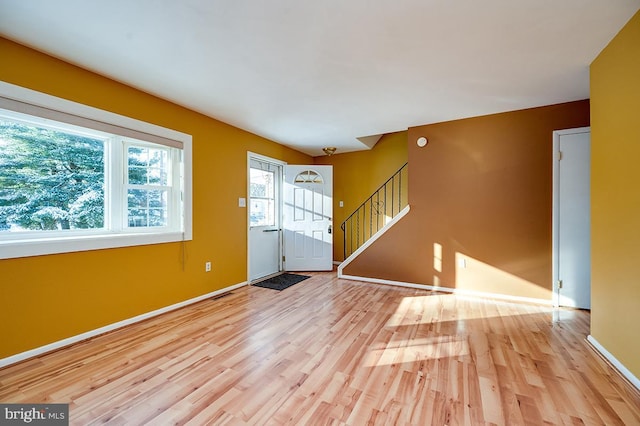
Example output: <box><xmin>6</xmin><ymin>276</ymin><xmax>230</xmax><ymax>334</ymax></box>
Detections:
<box><xmin>0</xmin><ymin>1</ymin><xmax>638</xmax><ymax>156</ymax></box>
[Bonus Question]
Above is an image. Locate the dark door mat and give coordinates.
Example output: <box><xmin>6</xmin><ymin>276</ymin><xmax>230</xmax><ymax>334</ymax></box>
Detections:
<box><xmin>252</xmin><ymin>273</ymin><xmax>311</xmax><ymax>291</ymax></box>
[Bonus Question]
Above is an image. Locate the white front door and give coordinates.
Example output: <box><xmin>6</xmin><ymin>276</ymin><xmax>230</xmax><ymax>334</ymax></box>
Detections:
<box><xmin>283</xmin><ymin>165</ymin><xmax>333</xmax><ymax>271</ymax></box>
<box><xmin>248</xmin><ymin>157</ymin><xmax>282</xmax><ymax>281</ymax></box>
<box><xmin>553</xmin><ymin>128</ymin><xmax>591</xmax><ymax>309</ymax></box>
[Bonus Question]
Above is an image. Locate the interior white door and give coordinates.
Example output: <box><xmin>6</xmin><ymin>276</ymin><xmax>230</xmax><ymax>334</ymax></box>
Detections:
<box><xmin>553</xmin><ymin>128</ymin><xmax>591</xmax><ymax>309</ymax></box>
<box><xmin>248</xmin><ymin>158</ymin><xmax>282</xmax><ymax>281</ymax></box>
<box><xmin>283</xmin><ymin>165</ymin><xmax>333</xmax><ymax>271</ymax></box>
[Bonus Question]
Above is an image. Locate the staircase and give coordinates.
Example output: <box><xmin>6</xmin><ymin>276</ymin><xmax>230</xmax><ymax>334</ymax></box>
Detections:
<box><xmin>340</xmin><ymin>163</ymin><xmax>408</xmax><ymax>259</ymax></box>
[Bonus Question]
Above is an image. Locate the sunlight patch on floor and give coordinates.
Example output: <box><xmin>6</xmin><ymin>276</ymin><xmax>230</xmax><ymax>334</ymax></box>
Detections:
<box><xmin>364</xmin><ymin>335</ymin><xmax>469</xmax><ymax>367</ymax></box>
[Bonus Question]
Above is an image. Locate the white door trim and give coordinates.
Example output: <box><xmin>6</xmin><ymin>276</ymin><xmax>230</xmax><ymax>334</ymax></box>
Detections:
<box><xmin>552</xmin><ymin>126</ymin><xmax>590</xmax><ymax>307</ymax></box>
<box><xmin>247</xmin><ymin>152</ymin><xmax>287</xmax><ymax>283</ymax></box>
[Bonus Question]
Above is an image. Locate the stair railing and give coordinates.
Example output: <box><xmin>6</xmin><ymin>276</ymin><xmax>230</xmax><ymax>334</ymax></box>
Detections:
<box><xmin>340</xmin><ymin>163</ymin><xmax>408</xmax><ymax>259</ymax></box>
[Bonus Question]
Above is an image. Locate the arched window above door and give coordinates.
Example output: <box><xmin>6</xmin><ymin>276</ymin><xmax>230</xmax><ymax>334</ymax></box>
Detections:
<box><xmin>294</xmin><ymin>170</ymin><xmax>323</xmax><ymax>184</ymax></box>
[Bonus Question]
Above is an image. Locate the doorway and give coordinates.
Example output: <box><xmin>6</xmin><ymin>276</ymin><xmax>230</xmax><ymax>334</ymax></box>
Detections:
<box><xmin>247</xmin><ymin>155</ymin><xmax>334</xmax><ymax>281</ymax></box>
<box><xmin>248</xmin><ymin>154</ymin><xmax>284</xmax><ymax>282</ymax></box>
<box><xmin>552</xmin><ymin>127</ymin><xmax>591</xmax><ymax>309</ymax></box>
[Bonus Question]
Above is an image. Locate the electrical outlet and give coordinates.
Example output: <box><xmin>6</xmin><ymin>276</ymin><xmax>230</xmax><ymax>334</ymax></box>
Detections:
<box><xmin>205</xmin><ymin>261</ymin><xmax>211</xmax><ymax>272</ymax></box>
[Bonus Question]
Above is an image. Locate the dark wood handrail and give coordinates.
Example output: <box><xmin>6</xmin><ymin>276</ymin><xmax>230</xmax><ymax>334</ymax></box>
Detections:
<box><xmin>340</xmin><ymin>163</ymin><xmax>408</xmax><ymax>259</ymax></box>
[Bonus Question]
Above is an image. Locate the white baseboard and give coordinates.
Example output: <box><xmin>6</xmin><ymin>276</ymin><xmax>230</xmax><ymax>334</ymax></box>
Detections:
<box><xmin>332</xmin><ymin>261</ymin><xmax>342</xmax><ymax>266</ymax></box>
<box><xmin>0</xmin><ymin>281</ymin><xmax>248</xmax><ymax>369</ymax></box>
<box><xmin>587</xmin><ymin>335</ymin><xmax>640</xmax><ymax>392</ymax></box>
<box><xmin>339</xmin><ymin>274</ymin><xmax>553</xmax><ymax>306</ymax></box>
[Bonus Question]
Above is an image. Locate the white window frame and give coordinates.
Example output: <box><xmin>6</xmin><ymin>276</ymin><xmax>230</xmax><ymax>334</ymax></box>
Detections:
<box><xmin>123</xmin><ymin>141</ymin><xmax>179</xmax><ymax>231</ymax></box>
<box><xmin>0</xmin><ymin>81</ymin><xmax>192</xmax><ymax>260</ymax></box>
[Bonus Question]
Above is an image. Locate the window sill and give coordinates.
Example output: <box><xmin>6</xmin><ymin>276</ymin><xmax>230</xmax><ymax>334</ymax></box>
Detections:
<box><xmin>0</xmin><ymin>231</ymin><xmax>190</xmax><ymax>260</ymax></box>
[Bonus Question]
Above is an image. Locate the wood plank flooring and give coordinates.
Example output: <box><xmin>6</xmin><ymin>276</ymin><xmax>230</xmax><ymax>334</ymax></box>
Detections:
<box><xmin>1</xmin><ymin>272</ymin><xmax>639</xmax><ymax>425</ymax></box>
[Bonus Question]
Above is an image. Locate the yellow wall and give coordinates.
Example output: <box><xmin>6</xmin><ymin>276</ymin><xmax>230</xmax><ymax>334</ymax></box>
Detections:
<box><xmin>314</xmin><ymin>131</ymin><xmax>408</xmax><ymax>261</ymax></box>
<box><xmin>590</xmin><ymin>11</ymin><xmax>640</xmax><ymax>378</ymax></box>
<box><xmin>343</xmin><ymin>101</ymin><xmax>591</xmax><ymax>300</ymax></box>
<box><xmin>0</xmin><ymin>38</ymin><xmax>312</xmax><ymax>359</ymax></box>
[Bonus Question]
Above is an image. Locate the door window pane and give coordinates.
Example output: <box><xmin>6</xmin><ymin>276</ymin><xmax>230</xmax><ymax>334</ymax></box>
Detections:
<box><xmin>250</xmin><ymin>168</ymin><xmax>275</xmax><ymax>227</ymax></box>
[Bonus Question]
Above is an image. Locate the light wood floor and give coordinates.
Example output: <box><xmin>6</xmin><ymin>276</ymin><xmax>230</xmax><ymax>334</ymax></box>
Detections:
<box><xmin>1</xmin><ymin>272</ymin><xmax>639</xmax><ymax>425</ymax></box>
